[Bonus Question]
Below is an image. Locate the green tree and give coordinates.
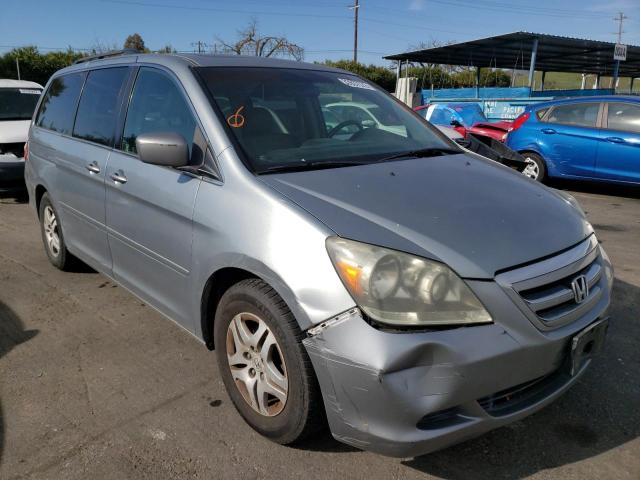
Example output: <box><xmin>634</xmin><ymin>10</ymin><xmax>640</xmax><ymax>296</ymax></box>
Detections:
<box><xmin>0</xmin><ymin>47</ymin><xmax>84</xmax><ymax>86</ymax></box>
<box><xmin>124</xmin><ymin>33</ymin><xmax>146</xmax><ymax>52</ymax></box>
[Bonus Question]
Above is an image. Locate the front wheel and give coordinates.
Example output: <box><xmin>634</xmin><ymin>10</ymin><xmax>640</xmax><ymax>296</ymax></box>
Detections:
<box><xmin>522</xmin><ymin>152</ymin><xmax>546</xmax><ymax>181</ymax></box>
<box><xmin>214</xmin><ymin>279</ymin><xmax>324</xmax><ymax>444</ymax></box>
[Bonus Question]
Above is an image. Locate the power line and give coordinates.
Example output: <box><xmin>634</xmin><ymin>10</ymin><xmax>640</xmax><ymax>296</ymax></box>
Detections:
<box><xmin>99</xmin><ymin>0</ymin><xmax>352</xmax><ymax>19</ymax></box>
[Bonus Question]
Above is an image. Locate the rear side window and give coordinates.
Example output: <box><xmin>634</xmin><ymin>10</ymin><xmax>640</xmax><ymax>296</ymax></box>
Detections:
<box><xmin>606</xmin><ymin>102</ymin><xmax>640</xmax><ymax>133</ymax></box>
<box><xmin>546</xmin><ymin>103</ymin><xmax>599</xmax><ymax>128</ymax></box>
<box><xmin>121</xmin><ymin>67</ymin><xmax>196</xmax><ymax>155</ymax></box>
<box><xmin>36</xmin><ymin>73</ymin><xmax>84</xmax><ymax>135</ymax></box>
<box><xmin>73</xmin><ymin>67</ymin><xmax>129</xmax><ymax>147</ymax></box>
<box><xmin>535</xmin><ymin>108</ymin><xmax>549</xmax><ymax>120</ymax></box>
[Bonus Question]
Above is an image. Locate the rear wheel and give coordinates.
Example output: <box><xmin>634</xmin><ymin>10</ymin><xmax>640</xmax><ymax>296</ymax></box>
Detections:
<box><xmin>522</xmin><ymin>152</ymin><xmax>546</xmax><ymax>181</ymax></box>
<box><xmin>214</xmin><ymin>279</ymin><xmax>324</xmax><ymax>444</ymax></box>
<box><xmin>39</xmin><ymin>193</ymin><xmax>74</xmax><ymax>270</ymax></box>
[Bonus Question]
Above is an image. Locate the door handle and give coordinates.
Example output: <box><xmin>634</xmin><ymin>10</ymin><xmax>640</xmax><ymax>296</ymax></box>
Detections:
<box><xmin>541</xmin><ymin>128</ymin><xmax>556</xmax><ymax>134</ymax></box>
<box><xmin>606</xmin><ymin>136</ymin><xmax>624</xmax><ymax>143</ymax></box>
<box><xmin>85</xmin><ymin>161</ymin><xmax>100</xmax><ymax>174</ymax></box>
<box><xmin>110</xmin><ymin>170</ymin><xmax>127</xmax><ymax>184</ymax></box>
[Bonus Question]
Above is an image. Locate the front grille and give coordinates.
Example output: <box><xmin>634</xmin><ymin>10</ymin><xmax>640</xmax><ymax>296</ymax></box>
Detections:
<box><xmin>496</xmin><ymin>235</ymin><xmax>605</xmax><ymax>330</ymax></box>
<box><xmin>0</xmin><ymin>142</ymin><xmax>25</xmax><ymax>157</ymax></box>
<box><xmin>519</xmin><ymin>258</ymin><xmax>601</xmax><ymax>323</ymax></box>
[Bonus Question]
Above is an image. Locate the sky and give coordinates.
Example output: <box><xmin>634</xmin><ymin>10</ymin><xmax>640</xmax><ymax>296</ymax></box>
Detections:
<box><xmin>1</xmin><ymin>0</ymin><xmax>639</xmax><ymax>66</ymax></box>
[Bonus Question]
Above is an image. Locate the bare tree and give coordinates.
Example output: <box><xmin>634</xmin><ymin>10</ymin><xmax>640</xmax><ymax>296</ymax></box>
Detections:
<box><xmin>215</xmin><ymin>20</ymin><xmax>303</xmax><ymax>61</ymax></box>
<box><xmin>90</xmin><ymin>39</ymin><xmax>120</xmax><ymax>55</ymax></box>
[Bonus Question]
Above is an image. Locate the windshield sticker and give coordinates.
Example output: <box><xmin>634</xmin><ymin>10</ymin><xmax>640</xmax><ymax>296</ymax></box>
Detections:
<box><xmin>19</xmin><ymin>89</ymin><xmax>41</xmax><ymax>95</ymax></box>
<box><xmin>337</xmin><ymin>78</ymin><xmax>375</xmax><ymax>90</ymax></box>
<box><xmin>227</xmin><ymin>106</ymin><xmax>245</xmax><ymax>128</ymax></box>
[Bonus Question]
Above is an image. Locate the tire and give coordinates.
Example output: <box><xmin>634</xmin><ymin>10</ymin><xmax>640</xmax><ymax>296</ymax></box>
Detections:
<box><xmin>214</xmin><ymin>278</ymin><xmax>324</xmax><ymax>444</ymax></box>
<box><xmin>522</xmin><ymin>152</ymin><xmax>547</xmax><ymax>182</ymax></box>
<box><xmin>39</xmin><ymin>193</ymin><xmax>74</xmax><ymax>270</ymax></box>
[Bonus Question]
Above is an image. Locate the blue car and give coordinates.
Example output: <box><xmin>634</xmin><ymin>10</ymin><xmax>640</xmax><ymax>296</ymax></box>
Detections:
<box><xmin>506</xmin><ymin>96</ymin><xmax>640</xmax><ymax>184</ymax></box>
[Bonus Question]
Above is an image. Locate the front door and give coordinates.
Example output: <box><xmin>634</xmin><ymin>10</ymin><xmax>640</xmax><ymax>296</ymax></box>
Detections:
<box><xmin>105</xmin><ymin>67</ymin><xmax>201</xmax><ymax>329</ymax></box>
<box><xmin>595</xmin><ymin>102</ymin><xmax>640</xmax><ymax>183</ymax></box>
<box><xmin>539</xmin><ymin>102</ymin><xmax>602</xmax><ymax>178</ymax></box>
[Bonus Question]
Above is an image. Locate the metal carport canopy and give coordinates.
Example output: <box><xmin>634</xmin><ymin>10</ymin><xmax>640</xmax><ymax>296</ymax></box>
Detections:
<box><xmin>384</xmin><ymin>32</ymin><xmax>640</xmax><ymax>78</ymax></box>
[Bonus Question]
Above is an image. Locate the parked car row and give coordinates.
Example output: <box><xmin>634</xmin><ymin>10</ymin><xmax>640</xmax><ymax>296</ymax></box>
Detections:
<box><xmin>23</xmin><ymin>52</ymin><xmax>611</xmax><ymax>458</ymax></box>
<box><xmin>414</xmin><ymin>97</ymin><xmax>640</xmax><ymax>185</ymax></box>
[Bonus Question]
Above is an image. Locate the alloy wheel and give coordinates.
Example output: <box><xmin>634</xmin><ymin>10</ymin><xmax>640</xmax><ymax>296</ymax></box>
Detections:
<box><xmin>43</xmin><ymin>206</ymin><xmax>61</xmax><ymax>257</ymax></box>
<box><xmin>523</xmin><ymin>158</ymin><xmax>540</xmax><ymax>180</ymax></box>
<box><xmin>226</xmin><ymin>312</ymin><xmax>288</xmax><ymax>416</ymax></box>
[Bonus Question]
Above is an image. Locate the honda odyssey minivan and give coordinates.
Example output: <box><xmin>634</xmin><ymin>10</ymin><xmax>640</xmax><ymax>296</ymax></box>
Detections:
<box><xmin>25</xmin><ymin>52</ymin><xmax>612</xmax><ymax>458</ymax></box>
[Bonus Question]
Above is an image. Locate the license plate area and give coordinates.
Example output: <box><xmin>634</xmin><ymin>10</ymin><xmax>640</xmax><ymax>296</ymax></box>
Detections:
<box><xmin>570</xmin><ymin>318</ymin><xmax>608</xmax><ymax>375</ymax></box>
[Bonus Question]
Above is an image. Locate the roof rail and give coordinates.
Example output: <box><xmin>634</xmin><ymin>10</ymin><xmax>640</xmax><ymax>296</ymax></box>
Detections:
<box><xmin>74</xmin><ymin>49</ymin><xmax>139</xmax><ymax>64</ymax></box>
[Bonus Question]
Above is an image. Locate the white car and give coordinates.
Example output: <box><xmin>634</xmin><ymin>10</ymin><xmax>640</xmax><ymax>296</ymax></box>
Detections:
<box><xmin>0</xmin><ymin>79</ymin><xmax>43</xmax><ymax>195</ymax></box>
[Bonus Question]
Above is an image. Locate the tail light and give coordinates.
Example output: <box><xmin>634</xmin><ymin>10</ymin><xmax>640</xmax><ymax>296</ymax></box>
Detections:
<box><xmin>509</xmin><ymin>112</ymin><xmax>530</xmax><ymax>132</ymax></box>
<box><xmin>23</xmin><ymin>142</ymin><xmax>29</xmax><ymax>161</ymax></box>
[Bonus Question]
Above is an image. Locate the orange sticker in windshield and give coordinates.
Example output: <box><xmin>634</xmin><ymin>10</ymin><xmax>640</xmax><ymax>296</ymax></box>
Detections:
<box><xmin>227</xmin><ymin>106</ymin><xmax>245</xmax><ymax>128</ymax></box>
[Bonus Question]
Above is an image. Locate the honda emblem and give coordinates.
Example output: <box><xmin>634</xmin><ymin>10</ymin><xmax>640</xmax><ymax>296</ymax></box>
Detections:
<box><xmin>571</xmin><ymin>275</ymin><xmax>589</xmax><ymax>304</ymax></box>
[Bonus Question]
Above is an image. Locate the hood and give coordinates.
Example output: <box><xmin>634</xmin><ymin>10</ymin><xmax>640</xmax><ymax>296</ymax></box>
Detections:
<box><xmin>260</xmin><ymin>154</ymin><xmax>592</xmax><ymax>279</ymax></box>
<box><xmin>0</xmin><ymin>120</ymin><xmax>30</xmax><ymax>144</ymax></box>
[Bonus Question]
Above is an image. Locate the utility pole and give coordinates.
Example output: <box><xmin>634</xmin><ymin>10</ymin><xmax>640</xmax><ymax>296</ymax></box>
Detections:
<box><xmin>612</xmin><ymin>11</ymin><xmax>627</xmax><ymax>89</ymax></box>
<box><xmin>15</xmin><ymin>57</ymin><xmax>21</xmax><ymax>80</ymax></box>
<box><xmin>350</xmin><ymin>0</ymin><xmax>359</xmax><ymax>63</ymax></box>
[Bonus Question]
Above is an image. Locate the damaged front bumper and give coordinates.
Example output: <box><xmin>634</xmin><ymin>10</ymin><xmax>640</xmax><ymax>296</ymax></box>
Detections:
<box><xmin>303</xmin><ymin>278</ymin><xmax>610</xmax><ymax>458</ymax></box>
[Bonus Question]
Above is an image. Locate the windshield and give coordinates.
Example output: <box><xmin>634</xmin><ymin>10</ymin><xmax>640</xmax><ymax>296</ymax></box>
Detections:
<box><xmin>451</xmin><ymin>104</ymin><xmax>487</xmax><ymax>127</ymax></box>
<box><xmin>0</xmin><ymin>88</ymin><xmax>42</xmax><ymax>121</ymax></box>
<box><xmin>197</xmin><ymin>67</ymin><xmax>456</xmax><ymax>173</ymax></box>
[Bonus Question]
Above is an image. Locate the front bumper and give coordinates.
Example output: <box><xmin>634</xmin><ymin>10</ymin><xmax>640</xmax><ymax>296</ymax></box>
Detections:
<box><xmin>0</xmin><ymin>154</ymin><xmax>26</xmax><ymax>195</ymax></box>
<box><xmin>304</xmin><ymin>271</ymin><xmax>611</xmax><ymax>458</ymax></box>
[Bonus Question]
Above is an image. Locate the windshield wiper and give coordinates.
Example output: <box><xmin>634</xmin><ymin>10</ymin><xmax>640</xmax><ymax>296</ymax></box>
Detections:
<box><xmin>378</xmin><ymin>147</ymin><xmax>461</xmax><ymax>162</ymax></box>
<box><xmin>260</xmin><ymin>160</ymin><xmax>369</xmax><ymax>174</ymax></box>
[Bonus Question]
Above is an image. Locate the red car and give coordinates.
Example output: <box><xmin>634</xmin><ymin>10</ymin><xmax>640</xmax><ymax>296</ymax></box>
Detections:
<box><xmin>415</xmin><ymin>103</ymin><xmax>512</xmax><ymax>142</ymax></box>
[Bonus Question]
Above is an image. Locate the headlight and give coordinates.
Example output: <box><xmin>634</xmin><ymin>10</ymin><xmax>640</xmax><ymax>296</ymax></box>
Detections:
<box><xmin>326</xmin><ymin>237</ymin><xmax>492</xmax><ymax>327</ymax></box>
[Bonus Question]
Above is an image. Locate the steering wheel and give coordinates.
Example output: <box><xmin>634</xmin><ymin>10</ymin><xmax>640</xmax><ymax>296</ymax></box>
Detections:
<box><xmin>328</xmin><ymin>120</ymin><xmax>363</xmax><ymax>137</ymax></box>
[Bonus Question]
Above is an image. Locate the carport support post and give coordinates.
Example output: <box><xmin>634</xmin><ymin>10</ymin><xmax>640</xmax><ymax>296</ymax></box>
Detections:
<box><xmin>528</xmin><ymin>38</ymin><xmax>538</xmax><ymax>94</ymax></box>
<box><xmin>631</xmin><ymin>77</ymin><xmax>636</xmax><ymax>93</ymax></box>
<box><xmin>540</xmin><ymin>71</ymin><xmax>546</xmax><ymax>92</ymax></box>
<box><xmin>594</xmin><ymin>74</ymin><xmax>601</xmax><ymax>89</ymax></box>
<box><xmin>613</xmin><ymin>61</ymin><xmax>620</xmax><ymax>91</ymax></box>
<box><xmin>475</xmin><ymin>67</ymin><xmax>480</xmax><ymax>98</ymax></box>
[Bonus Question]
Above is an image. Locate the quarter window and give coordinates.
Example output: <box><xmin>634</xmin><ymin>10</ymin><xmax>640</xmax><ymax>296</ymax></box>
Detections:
<box><xmin>73</xmin><ymin>67</ymin><xmax>129</xmax><ymax>147</ymax></box>
<box><xmin>546</xmin><ymin>103</ymin><xmax>599</xmax><ymax>128</ymax></box>
<box><xmin>535</xmin><ymin>108</ymin><xmax>549</xmax><ymax>120</ymax></box>
<box><xmin>606</xmin><ymin>103</ymin><xmax>640</xmax><ymax>133</ymax></box>
<box><xmin>36</xmin><ymin>73</ymin><xmax>84</xmax><ymax>135</ymax></box>
<box><xmin>121</xmin><ymin>68</ymin><xmax>196</xmax><ymax>156</ymax></box>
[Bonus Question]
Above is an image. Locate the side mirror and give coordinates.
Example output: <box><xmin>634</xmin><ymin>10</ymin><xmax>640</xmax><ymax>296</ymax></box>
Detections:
<box><xmin>450</xmin><ymin>118</ymin><xmax>463</xmax><ymax>128</ymax></box>
<box><xmin>136</xmin><ymin>132</ymin><xmax>189</xmax><ymax>167</ymax></box>
<box><xmin>361</xmin><ymin>119</ymin><xmax>376</xmax><ymax>128</ymax></box>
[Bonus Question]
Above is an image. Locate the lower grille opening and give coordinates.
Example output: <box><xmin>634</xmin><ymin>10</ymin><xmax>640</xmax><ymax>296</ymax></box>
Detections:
<box><xmin>478</xmin><ymin>368</ymin><xmax>569</xmax><ymax>417</ymax></box>
<box><xmin>416</xmin><ymin>407</ymin><xmax>469</xmax><ymax>430</ymax></box>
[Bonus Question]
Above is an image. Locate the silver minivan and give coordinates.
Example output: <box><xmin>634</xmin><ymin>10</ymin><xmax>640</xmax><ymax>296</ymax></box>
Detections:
<box><xmin>25</xmin><ymin>52</ymin><xmax>612</xmax><ymax>458</ymax></box>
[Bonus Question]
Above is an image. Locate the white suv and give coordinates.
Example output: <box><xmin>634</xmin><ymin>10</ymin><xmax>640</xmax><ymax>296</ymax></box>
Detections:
<box><xmin>0</xmin><ymin>79</ymin><xmax>43</xmax><ymax>195</ymax></box>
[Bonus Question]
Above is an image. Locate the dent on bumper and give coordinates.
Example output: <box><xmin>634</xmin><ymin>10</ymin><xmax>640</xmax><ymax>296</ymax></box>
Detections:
<box><xmin>303</xmin><ymin>300</ymin><xmax>604</xmax><ymax>458</ymax></box>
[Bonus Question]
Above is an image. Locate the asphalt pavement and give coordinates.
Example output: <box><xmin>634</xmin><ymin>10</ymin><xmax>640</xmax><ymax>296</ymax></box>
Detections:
<box><xmin>0</xmin><ymin>181</ymin><xmax>638</xmax><ymax>480</ymax></box>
